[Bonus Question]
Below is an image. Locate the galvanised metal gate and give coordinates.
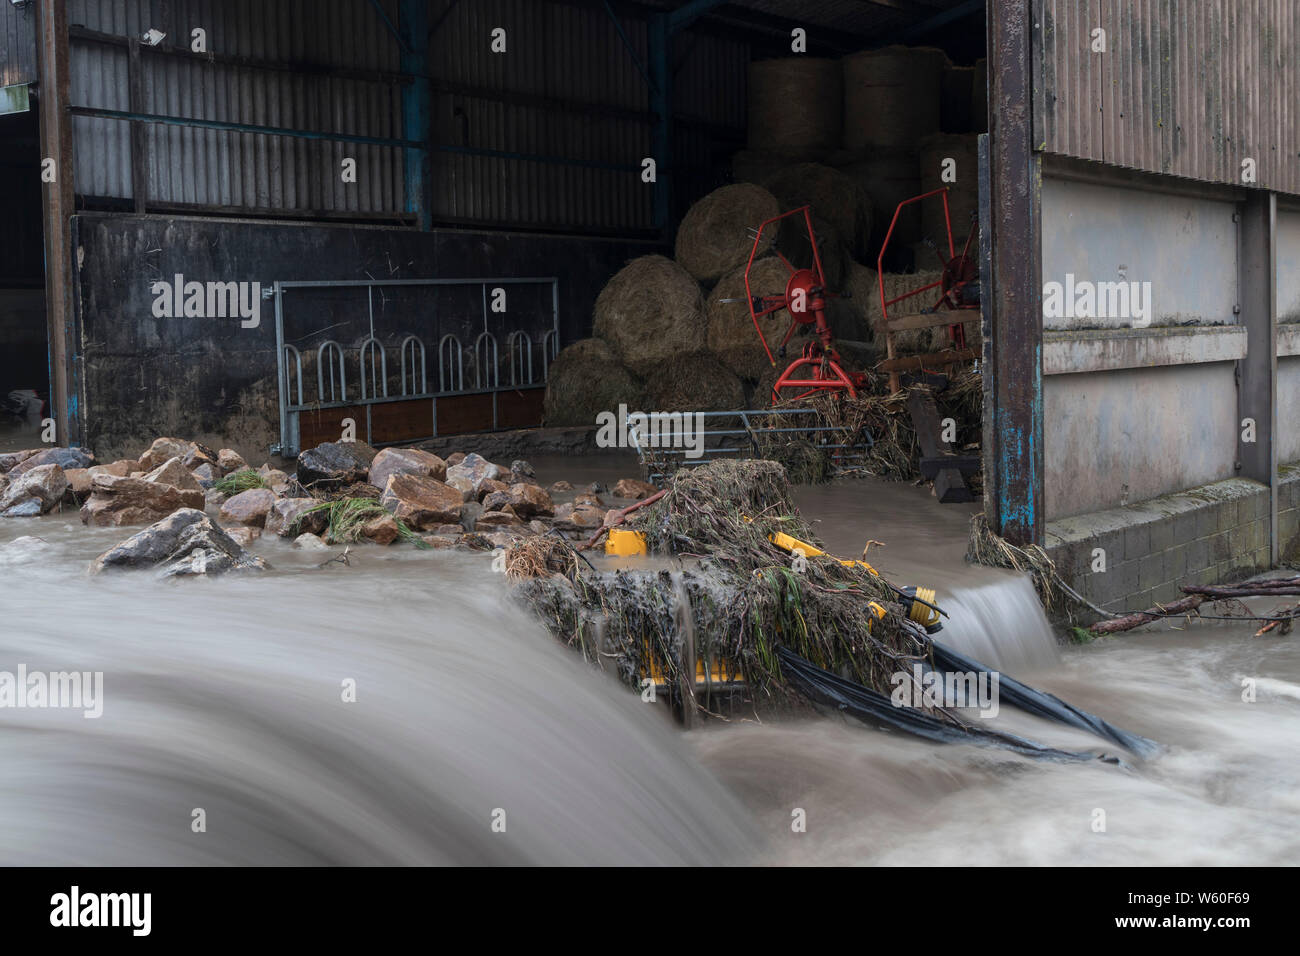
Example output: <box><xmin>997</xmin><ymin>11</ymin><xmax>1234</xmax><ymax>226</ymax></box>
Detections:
<box><xmin>273</xmin><ymin>277</ymin><xmax>559</xmax><ymax>457</ymax></box>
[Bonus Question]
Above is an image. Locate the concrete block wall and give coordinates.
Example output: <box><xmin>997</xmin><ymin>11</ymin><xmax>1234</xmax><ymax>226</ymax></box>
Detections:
<box><xmin>1045</xmin><ymin>477</ymin><xmax>1278</xmax><ymax>616</ymax></box>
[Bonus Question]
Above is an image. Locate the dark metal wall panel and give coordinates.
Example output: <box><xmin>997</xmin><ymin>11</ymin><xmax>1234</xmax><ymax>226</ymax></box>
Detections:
<box><xmin>67</xmin><ymin>0</ymin><xmax>404</xmax><ymax>213</ymax></box>
<box><xmin>0</xmin><ymin>0</ymin><xmax>38</xmax><ymax>87</ymax></box>
<box><xmin>1038</xmin><ymin>0</ymin><xmax>1300</xmax><ymax>196</ymax></box>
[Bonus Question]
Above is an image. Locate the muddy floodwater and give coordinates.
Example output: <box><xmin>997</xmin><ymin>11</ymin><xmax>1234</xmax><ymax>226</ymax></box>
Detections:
<box><xmin>2</xmin><ymin>452</ymin><xmax>1298</xmax><ymax>865</ymax></box>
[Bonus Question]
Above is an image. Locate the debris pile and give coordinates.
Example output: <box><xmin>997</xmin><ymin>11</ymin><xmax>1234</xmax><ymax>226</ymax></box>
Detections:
<box><xmin>512</xmin><ymin>459</ymin><xmax>940</xmax><ymax>714</ymax></box>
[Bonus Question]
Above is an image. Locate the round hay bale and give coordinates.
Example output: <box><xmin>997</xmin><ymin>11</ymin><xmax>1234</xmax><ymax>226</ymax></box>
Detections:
<box><xmin>839</xmin><ymin>150</ymin><xmax>922</xmax><ymax>250</ymax></box>
<box><xmin>643</xmin><ymin>352</ymin><xmax>746</xmax><ymax>413</ymax></box>
<box><xmin>675</xmin><ymin>183</ymin><xmax>781</xmax><ymax>282</ymax></box>
<box><xmin>842</xmin><ymin>45</ymin><xmax>946</xmax><ymax>152</ymax></box>
<box><xmin>543</xmin><ymin>338</ymin><xmax>646</xmax><ymax>427</ymax></box>
<box><xmin>705</xmin><ymin>257</ymin><xmax>792</xmax><ymax>380</ymax></box>
<box><xmin>761</xmin><ymin>163</ymin><xmax>871</xmax><ymax>258</ymax></box>
<box><xmin>748</xmin><ymin>57</ymin><xmax>842</xmax><ymax>156</ymax></box>
<box><xmin>941</xmin><ymin>65</ymin><xmax>975</xmax><ymax>133</ymax></box>
<box><xmin>972</xmin><ymin>58</ymin><xmax>988</xmax><ymax>133</ymax></box>
<box><xmin>593</xmin><ymin>255</ymin><xmax>706</xmax><ymax>373</ymax></box>
<box><xmin>919</xmin><ymin>133</ymin><xmax>980</xmax><ymax>249</ymax></box>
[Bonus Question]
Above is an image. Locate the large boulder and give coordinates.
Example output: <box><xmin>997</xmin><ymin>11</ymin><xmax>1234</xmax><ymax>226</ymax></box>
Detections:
<box><xmin>379</xmin><ymin>474</ymin><xmax>464</xmax><ymax>530</ymax></box>
<box><xmin>367</xmin><ymin>447</ymin><xmax>447</xmax><ymax>489</ymax></box>
<box><xmin>296</xmin><ymin>441</ymin><xmax>378</xmax><ymax>487</ymax></box>
<box><xmin>218</xmin><ymin>488</ymin><xmax>278</xmax><ymax>527</ymax></box>
<box><xmin>0</xmin><ymin>464</ymin><xmax>68</xmax><ymax>517</ymax></box>
<box><xmin>265</xmin><ymin>497</ymin><xmax>328</xmax><ymax>537</ymax></box>
<box><xmin>89</xmin><ymin>508</ymin><xmax>269</xmax><ymax>576</ymax></box>
<box><xmin>137</xmin><ymin>437</ymin><xmax>217</xmax><ymax>471</ymax></box>
<box><xmin>79</xmin><ymin>474</ymin><xmax>206</xmax><ymax>527</ymax></box>
<box><xmin>142</xmin><ymin>456</ymin><xmax>204</xmax><ymax>492</ymax></box>
<box><xmin>7</xmin><ymin>446</ymin><xmax>93</xmax><ymax>479</ymax></box>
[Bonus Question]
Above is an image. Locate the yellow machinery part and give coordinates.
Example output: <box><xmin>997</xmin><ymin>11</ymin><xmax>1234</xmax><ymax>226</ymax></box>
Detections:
<box><xmin>605</xmin><ymin>528</ymin><xmax>648</xmax><ymax>556</ymax></box>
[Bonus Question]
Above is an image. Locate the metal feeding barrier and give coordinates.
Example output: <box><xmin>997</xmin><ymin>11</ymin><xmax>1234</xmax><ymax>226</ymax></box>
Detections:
<box><xmin>631</xmin><ymin>407</ymin><xmax>874</xmax><ymax>484</ymax></box>
<box><xmin>272</xmin><ymin>276</ymin><xmax>559</xmax><ymax>456</ymax></box>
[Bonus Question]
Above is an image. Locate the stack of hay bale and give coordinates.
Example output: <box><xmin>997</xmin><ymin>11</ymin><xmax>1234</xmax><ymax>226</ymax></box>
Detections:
<box><xmin>544</xmin><ymin>44</ymin><xmax>986</xmax><ymax>427</ymax></box>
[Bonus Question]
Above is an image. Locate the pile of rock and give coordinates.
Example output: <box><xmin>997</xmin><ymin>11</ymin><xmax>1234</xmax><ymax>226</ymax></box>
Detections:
<box><xmin>0</xmin><ymin>435</ymin><xmax>662</xmax><ymax>576</ymax></box>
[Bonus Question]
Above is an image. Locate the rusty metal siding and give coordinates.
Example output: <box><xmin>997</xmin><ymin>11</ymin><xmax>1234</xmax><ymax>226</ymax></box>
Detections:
<box><xmin>0</xmin><ymin>0</ymin><xmax>38</xmax><ymax>88</ymax></box>
<box><xmin>1038</xmin><ymin>0</ymin><xmax>1300</xmax><ymax>196</ymax></box>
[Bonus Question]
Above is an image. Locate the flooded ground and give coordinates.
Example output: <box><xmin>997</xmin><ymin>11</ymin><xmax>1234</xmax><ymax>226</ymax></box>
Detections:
<box><xmin>1</xmin><ymin>449</ymin><xmax>1297</xmax><ymax>865</ymax></box>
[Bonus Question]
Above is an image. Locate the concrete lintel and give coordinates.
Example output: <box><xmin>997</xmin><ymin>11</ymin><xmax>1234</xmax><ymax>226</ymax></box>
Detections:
<box><xmin>1043</xmin><ymin>326</ymin><xmax>1247</xmax><ymax>375</ymax></box>
<box><xmin>1278</xmin><ymin>324</ymin><xmax>1300</xmax><ymax>357</ymax></box>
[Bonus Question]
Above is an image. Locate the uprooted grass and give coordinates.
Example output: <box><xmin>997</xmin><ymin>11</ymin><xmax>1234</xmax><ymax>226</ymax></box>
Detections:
<box><xmin>213</xmin><ymin>468</ymin><xmax>269</xmax><ymax>495</ymax></box>
<box><xmin>299</xmin><ymin>497</ymin><xmax>428</xmax><ymax>547</ymax></box>
<box><xmin>512</xmin><ymin>459</ymin><xmax>945</xmax><ymax>714</ymax></box>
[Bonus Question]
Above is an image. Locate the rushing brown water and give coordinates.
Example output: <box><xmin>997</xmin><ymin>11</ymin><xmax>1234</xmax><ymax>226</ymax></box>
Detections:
<box><xmin>2</xmin><ymin>451</ymin><xmax>1297</xmax><ymax>865</ymax></box>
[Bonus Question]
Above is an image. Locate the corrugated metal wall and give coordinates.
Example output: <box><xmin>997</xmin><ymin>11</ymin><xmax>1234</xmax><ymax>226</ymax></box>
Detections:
<box><xmin>1038</xmin><ymin>0</ymin><xmax>1300</xmax><ymax>196</ymax></box>
<box><xmin>0</xmin><ymin>0</ymin><xmax>36</xmax><ymax>89</ymax></box>
<box><xmin>429</xmin><ymin>0</ymin><xmax>746</xmax><ymax>232</ymax></box>
<box><xmin>68</xmin><ymin>0</ymin><xmax>406</xmax><ymax>215</ymax></box>
<box><xmin>57</xmin><ymin>0</ymin><xmax>749</xmax><ymax>231</ymax></box>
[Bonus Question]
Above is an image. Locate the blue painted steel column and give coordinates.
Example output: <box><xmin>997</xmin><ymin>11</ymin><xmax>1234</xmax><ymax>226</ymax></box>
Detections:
<box><xmin>400</xmin><ymin>0</ymin><xmax>430</xmax><ymax>230</ymax></box>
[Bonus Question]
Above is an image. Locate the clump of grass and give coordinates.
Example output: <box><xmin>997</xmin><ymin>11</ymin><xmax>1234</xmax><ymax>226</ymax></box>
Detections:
<box><xmin>299</xmin><ymin>497</ymin><xmax>428</xmax><ymax>547</ymax></box>
<box><xmin>213</xmin><ymin>468</ymin><xmax>269</xmax><ymax>495</ymax></box>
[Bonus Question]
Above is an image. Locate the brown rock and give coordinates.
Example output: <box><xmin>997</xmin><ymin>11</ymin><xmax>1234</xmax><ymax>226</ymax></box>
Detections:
<box><xmin>218</xmin><ymin>488</ymin><xmax>278</xmax><ymax>527</ymax></box>
<box><xmin>368</xmin><ymin>447</ymin><xmax>447</xmax><ymax>488</ymax></box>
<box><xmin>503</xmin><ymin>483</ymin><xmax>554</xmax><ymax>518</ymax></box>
<box><xmin>361</xmin><ymin>513</ymin><xmax>400</xmax><ymax>545</ymax></box>
<box><xmin>445</xmin><ymin>476</ymin><xmax>476</xmax><ymax>502</ymax></box>
<box><xmin>217</xmin><ymin>449</ymin><xmax>248</xmax><ymax>473</ymax></box>
<box><xmin>553</xmin><ymin>502</ymin><xmax>605</xmax><ymax>530</ymax></box>
<box><xmin>612</xmin><ymin>478</ymin><xmax>659</xmax><ymax>499</ymax></box>
<box><xmin>379</xmin><ymin>474</ymin><xmax>464</xmax><ymax>530</ymax></box>
<box><xmin>445</xmin><ymin>452</ymin><xmax>466</xmax><ymax>466</ymax></box>
<box><xmin>477</xmin><ymin>510</ymin><xmax>527</xmax><ymax>531</ymax></box>
<box><xmin>431</xmin><ymin>523</ymin><xmax>464</xmax><ymax>536</ymax></box>
<box><xmin>476</xmin><ymin>478</ymin><xmax>509</xmax><ymax>501</ymax></box>
<box><xmin>528</xmin><ymin>519</ymin><xmax>549</xmax><ymax>534</ymax></box>
<box><xmin>484</xmin><ymin>531</ymin><xmax>524</xmax><ymax>549</ymax></box>
<box><xmin>446</xmin><ymin>453</ymin><xmax>503</xmax><ymax>498</ymax></box>
<box><xmin>265</xmin><ymin>498</ymin><xmax>327</xmax><ymax>537</ymax></box>
<box><xmin>64</xmin><ymin>468</ymin><xmax>93</xmax><ymax>498</ymax></box>
<box><xmin>419</xmin><ymin>534</ymin><xmax>459</xmax><ymax>549</ymax></box>
<box><xmin>143</xmin><ymin>456</ymin><xmax>204</xmax><ymax>492</ymax></box>
<box><xmin>574</xmin><ymin>492</ymin><xmax>605</xmax><ymax>509</ymax></box>
<box><xmin>89</xmin><ymin>460</ymin><xmax>136</xmax><ymax>479</ymax></box>
<box><xmin>138</xmin><ymin>437</ymin><xmax>209</xmax><ymax>471</ymax></box>
<box><xmin>548</xmin><ymin>480</ymin><xmax>575</xmax><ymax>494</ymax></box>
<box><xmin>80</xmin><ymin>475</ymin><xmax>206</xmax><ymax>527</ymax></box>
<box><xmin>293</xmin><ymin>532</ymin><xmax>330</xmax><ymax>551</ymax></box>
